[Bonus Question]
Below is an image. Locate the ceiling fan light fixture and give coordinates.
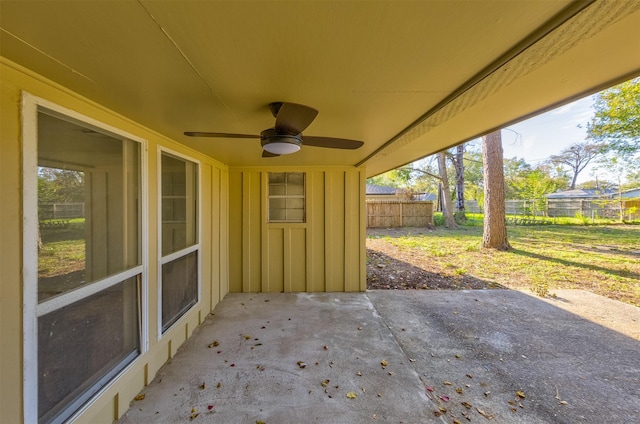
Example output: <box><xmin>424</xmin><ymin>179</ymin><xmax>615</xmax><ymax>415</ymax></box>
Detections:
<box><xmin>263</xmin><ymin>141</ymin><xmax>301</xmax><ymax>155</ymax></box>
<box><xmin>260</xmin><ymin>129</ymin><xmax>302</xmax><ymax>155</ymax></box>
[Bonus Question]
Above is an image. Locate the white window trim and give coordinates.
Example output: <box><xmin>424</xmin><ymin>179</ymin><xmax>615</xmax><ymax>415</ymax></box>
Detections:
<box><xmin>157</xmin><ymin>146</ymin><xmax>202</xmax><ymax>340</ymax></box>
<box><xmin>22</xmin><ymin>92</ymin><xmax>149</xmax><ymax>424</ymax></box>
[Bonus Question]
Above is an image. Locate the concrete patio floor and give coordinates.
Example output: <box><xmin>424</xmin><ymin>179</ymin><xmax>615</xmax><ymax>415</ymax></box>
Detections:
<box><xmin>119</xmin><ymin>290</ymin><xmax>639</xmax><ymax>423</ymax></box>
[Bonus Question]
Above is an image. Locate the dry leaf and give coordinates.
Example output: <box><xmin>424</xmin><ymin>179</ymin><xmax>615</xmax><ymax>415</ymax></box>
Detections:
<box><xmin>439</xmin><ymin>395</ymin><xmax>450</xmax><ymax>402</ymax></box>
<box><xmin>443</xmin><ymin>380</ymin><xmax>453</xmax><ymax>386</ymax></box>
<box><xmin>297</xmin><ymin>361</ymin><xmax>307</xmax><ymax>369</ymax></box>
<box><xmin>461</xmin><ymin>401</ymin><xmax>472</xmax><ymax>409</ymax></box>
<box><xmin>346</xmin><ymin>391</ymin><xmax>358</xmax><ymax>399</ymax></box>
<box><xmin>516</xmin><ymin>390</ymin><xmax>526</xmax><ymax>399</ymax></box>
<box><xmin>216</xmin><ymin>382</ymin><xmax>221</xmax><ymax>388</ymax></box>
<box><xmin>476</xmin><ymin>407</ymin><xmax>495</xmax><ymax>420</ymax></box>
<box><xmin>453</xmin><ymin>419</ymin><xmax>462</xmax><ymax>424</ymax></box>
<box><xmin>199</xmin><ymin>383</ymin><xmax>206</xmax><ymax>390</ymax></box>
<box><xmin>559</xmin><ymin>400</ymin><xmax>568</xmax><ymax>405</ymax></box>
<box><xmin>456</xmin><ymin>387</ymin><xmax>464</xmax><ymax>394</ymax></box>
<box><xmin>356</xmin><ymin>371</ymin><xmax>362</xmax><ymax>376</ymax></box>
<box><xmin>207</xmin><ymin>405</ymin><xmax>214</xmax><ymax>411</ymax></box>
<box><xmin>466</xmin><ymin>374</ymin><xmax>473</xmax><ymax>379</ymax></box>
<box><xmin>134</xmin><ymin>394</ymin><xmax>145</xmax><ymax>401</ymax></box>
<box><xmin>208</xmin><ymin>340</ymin><xmax>219</xmax><ymax>348</ymax></box>
<box><xmin>321</xmin><ymin>379</ymin><xmax>330</xmax><ymax>387</ymax></box>
<box><xmin>380</xmin><ymin>360</ymin><xmax>388</xmax><ymax>368</ymax></box>
<box><xmin>426</xmin><ymin>386</ymin><xmax>434</xmax><ymax>392</ymax></box>
<box><xmin>433</xmin><ymin>410</ymin><xmax>443</xmax><ymax>417</ymax></box>
<box><xmin>244</xmin><ymin>335</ymin><xmax>251</xmax><ymax>340</ymax></box>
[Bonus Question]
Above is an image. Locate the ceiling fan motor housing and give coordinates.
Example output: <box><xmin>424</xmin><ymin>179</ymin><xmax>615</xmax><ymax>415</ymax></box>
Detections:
<box><xmin>260</xmin><ymin>128</ymin><xmax>302</xmax><ymax>154</ymax></box>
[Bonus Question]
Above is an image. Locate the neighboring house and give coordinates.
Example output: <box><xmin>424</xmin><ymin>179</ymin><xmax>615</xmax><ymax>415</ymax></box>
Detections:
<box><xmin>621</xmin><ymin>188</ymin><xmax>640</xmax><ymax>199</ymax></box>
<box><xmin>546</xmin><ymin>188</ymin><xmax>618</xmax><ymax>199</ymax></box>
<box><xmin>366</xmin><ymin>183</ymin><xmax>403</xmax><ymax>200</ymax></box>
<box><xmin>1</xmin><ymin>2</ymin><xmax>638</xmax><ymax>424</ymax></box>
<box><xmin>413</xmin><ymin>192</ymin><xmax>438</xmax><ymax>202</ymax></box>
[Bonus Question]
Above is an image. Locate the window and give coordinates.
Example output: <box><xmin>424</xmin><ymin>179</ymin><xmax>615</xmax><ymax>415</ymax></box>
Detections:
<box><xmin>30</xmin><ymin>106</ymin><xmax>144</xmax><ymax>424</ymax></box>
<box><xmin>160</xmin><ymin>151</ymin><xmax>199</xmax><ymax>333</ymax></box>
<box><xmin>268</xmin><ymin>172</ymin><xmax>305</xmax><ymax>222</ymax></box>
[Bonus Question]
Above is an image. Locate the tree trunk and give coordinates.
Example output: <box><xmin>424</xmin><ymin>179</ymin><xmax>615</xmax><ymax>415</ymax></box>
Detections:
<box><xmin>438</xmin><ymin>152</ymin><xmax>456</xmax><ymax>228</ymax></box>
<box><xmin>454</xmin><ymin>144</ymin><xmax>466</xmax><ymax>222</ymax></box>
<box><xmin>482</xmin><ymin>130</ymin><xmax>511</xmax><ymax>250</ymax></box>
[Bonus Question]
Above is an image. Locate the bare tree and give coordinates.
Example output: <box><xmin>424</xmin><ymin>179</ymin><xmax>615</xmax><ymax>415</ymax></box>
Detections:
<box><xmin>450</xmin><ymin>144</ymin><xmax>466</xmax><ymax>222</ymax></box>
<box><xmin>482</xmin><ymin>130</ymin><xmax>511</xmax><ymax>250</ymax></box>
<box><xmin>438</xmin><ymin>152</ymin><xmax>456</xmax><ymax>228</ymax></box>
<box><xmin>549</xmin><ymin>141</ymin><xmax>602</xmax><ymax>189</ymax></box>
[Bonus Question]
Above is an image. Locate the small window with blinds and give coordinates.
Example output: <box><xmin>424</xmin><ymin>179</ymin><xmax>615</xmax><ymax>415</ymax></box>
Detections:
<box><xmin>268</xmin><ymin>172</ymin><xmax>305</xmax><ymax>223</ymax></box>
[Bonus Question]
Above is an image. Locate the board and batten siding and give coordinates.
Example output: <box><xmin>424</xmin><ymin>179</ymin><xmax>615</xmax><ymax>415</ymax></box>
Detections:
<box><xmin>228</xmin><ymin>168</ymin><xmax>366</xmax><ymax>293</ymax></box>
<box><xmin>0</xmin><ymin>58</ymin><xmax>230</xmax><ymax>424</ymax></box>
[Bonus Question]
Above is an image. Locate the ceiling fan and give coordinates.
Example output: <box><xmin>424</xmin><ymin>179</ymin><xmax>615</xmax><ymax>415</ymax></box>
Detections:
<box><xmin>184</xmin><ymin>102</ymin><xmax>364</xmax><ymax>157</ymax></box>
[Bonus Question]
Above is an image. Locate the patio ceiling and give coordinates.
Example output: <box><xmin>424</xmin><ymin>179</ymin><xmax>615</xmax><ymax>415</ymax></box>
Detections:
<box><xmin>1</xmin><ymin>1</ymin><xmax>639</xmax><ymax>176</ymax></box>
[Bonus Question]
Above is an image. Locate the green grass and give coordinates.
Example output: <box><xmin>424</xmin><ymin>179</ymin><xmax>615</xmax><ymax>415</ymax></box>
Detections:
<box><xmin>368</xmin><ymin>224</ymin><xmax>640</xmax><ymax>307</ymax></box>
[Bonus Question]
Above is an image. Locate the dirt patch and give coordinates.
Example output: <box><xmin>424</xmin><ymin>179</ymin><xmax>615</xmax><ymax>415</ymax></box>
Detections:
<box><xmin>366</xmin><ymin>228</ymin><xmax>504</xmax><ymax>291</ymax></box>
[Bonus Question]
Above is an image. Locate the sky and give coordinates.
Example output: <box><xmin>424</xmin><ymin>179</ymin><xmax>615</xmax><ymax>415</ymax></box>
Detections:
<box><xmin>501</xmin><ymin>95</ymin><xmax>599</xmax><ymax>184</ymax></box>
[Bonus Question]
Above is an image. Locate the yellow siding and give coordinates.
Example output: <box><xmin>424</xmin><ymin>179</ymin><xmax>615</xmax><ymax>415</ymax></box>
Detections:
<box><xmin>0</xmin><ymin>58</ymin><xmax>229</xmax><ymax>424</ymax></box>
<box><xmin>229</xmin><ymin>167</ymin><xmax>366</xmax><ymax>293</ymax></box>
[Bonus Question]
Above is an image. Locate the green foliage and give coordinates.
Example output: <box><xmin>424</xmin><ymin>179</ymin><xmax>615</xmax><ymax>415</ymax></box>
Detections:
<box><xmin>587</xmin><ymin>77</ymin><xmax>640</xmax><ymax>155</ymax></box>
<box><xmin>38</xmin><ymin>167</ymin><xmax>85</xmax><ymax>203</ymax></box>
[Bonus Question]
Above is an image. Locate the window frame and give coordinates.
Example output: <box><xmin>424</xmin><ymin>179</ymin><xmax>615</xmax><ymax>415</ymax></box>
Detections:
<box><xmin>267</xmin><ymin>172</ymin><xmax>306</xmax><ymax>223</ymax></box>
<box><xmin>22</xmin><ymin>92</ymin><xmax>148</xmax><ymax>424</ymax></box>
<box><xmin>157</xmin><ymin>147</ymin><xmax>202</xmax><ymax>338</ymax></box>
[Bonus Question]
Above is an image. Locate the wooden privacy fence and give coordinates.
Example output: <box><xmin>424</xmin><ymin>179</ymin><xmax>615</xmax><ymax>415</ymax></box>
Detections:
<box><xmin>366</xmin><ymin>200</ymin><xmax>434</xmax><ymax>228</ymax></box>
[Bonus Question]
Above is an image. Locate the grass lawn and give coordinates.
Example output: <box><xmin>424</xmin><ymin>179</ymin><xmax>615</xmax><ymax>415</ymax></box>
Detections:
<box><xmin>367</xmin><ymin>224</ymin><xmax>640</xmax><ymax>307</ymax></box>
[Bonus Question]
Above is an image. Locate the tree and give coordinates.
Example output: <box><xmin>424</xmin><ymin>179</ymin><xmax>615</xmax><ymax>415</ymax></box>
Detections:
<box><xmin>587</xmin><ymin>77</ymin><xmax>640</xmax><ymax>155</ymax></box>
<box><xmin>438</xmin><ymin>152</ymin><xmax>456</xmax><ymax>228</ymax></box>
<box><xmin>450</xmin><ymin>144</ymin><xmax>466</xmax><ymax>222</ymax></box>
<box><xmin>367</xmin><ymin>167</ymin><xmax>413</xmax><ymax>189</ymax></box>
<box><xmin>549</xmin><ymin>141</ymin><xmax>603</xmax><ymax>189</ymax></box>
<box><xmin>510</xmin><ymin>166</ymin><xmax>558</xmax><ymax>215</ymax></box>
<box><xmin>482</xmin><ymin>130</ymin><xmax>511</xmax><ymax>250</ymax></box>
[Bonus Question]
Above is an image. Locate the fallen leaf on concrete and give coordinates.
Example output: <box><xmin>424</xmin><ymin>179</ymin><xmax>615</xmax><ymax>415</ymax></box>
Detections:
<box><xmin>346</xmin><ymin>391</ymin><xmax>358</xmax><ymax>399</ymax></box>
<box><xmin>297</xmin><ymin>361</ymin><xmax>307</xmax><ymax>369</ymax></box>
<box><xmin>456</xmin><ymin>387</ymin><xmax>464</xmax><ymax>394</ymax></box>
<box><xmin>207</xmin><ymin>405</ymin><xmax>214</xmax><ymax>411</ymax></box>
<box><xmin>516</xmin><ymin>391</ymin><xmax>526</xmax><ymax>399</ymax></box>
<box><xmin>323</xmin><ymin>345</ymin><xmax>329</xmax><ymax>350</ymax></box>
<box><xmin>380</xmin><ymin>360</ymin><xmax>388</xmax><ymax>368</ymax></box>
<box><xmin>189</xmin><ymin>408</ymin><xmax>199</xmax><ymax>420</ymax></box>
<box><xmin>439</xmin><ymin>395</ymin><xmax>450</xmax><ymax>402</ymax></box>
<box><xmin>134</xmin><ymin>394</ymin><xmax>145</xmax><ymax>401</ymax></box>
<box><xmin>356</xmin><ymin>371</ymin><xmax>362</xmax><ymax>376</ymax></box>
<box><xmin>217</xmin><ymin>382</ymin><xmax>221</xmax><ymax>388</ymax></box>
<box><xmin>426</xmin><ymin>386</ymin><xmax>434</xmax><ymax>392</ymax></box>
<box><xmin>461</xmin><ymin>401</ymin><xmax>472</xmax><ymax>409</ymax></box>
<box><xmin>372</xmin><ymin>414</ymin><xmax>377</xmax><ymax>419</ymax></box>
<box><xmin>409</xmin><ymin>358</ymin><xmax>416</xmax><ymax>362</ymax></box>
<box><xmin>484</xmin><ymin>391</ymin><xmax>491</xmax><ymax>397</ymax></box>
<box><xmin>208</xmin><ymin>341</ymin><xmax>219</xmax><ymax>348</ymax></box>
<box><xmin>453</xmin><ymin>419</ymin><xmax>462</xmax><ymax>424</ymax></box>
<box><xmin>466</xmin><ymin>374</ymin><xmax>473</xmax><ymax>379</ymax></box>
<box><xmin>199</xmin><ymin>383</ymin><xmax>205</xmax><ymax>390</ymax></box>
<box><xmin>443</xmin><ymin>381</ymin><xmax>453</xmax><ymax>386</ymax></box>
<box><xmin>243</xmin><ymin>335</ymin><xmax>251</xmax><ymax>340</ymax></box>
<box><xmin>321</xmin><ymin>379</ymin><xmax>330</xmax><ymax>387</ymax></box>
<box><xmin>433</xmin><ymin>410</ymin><xmax>443</xmax><ymax>417</ymax></box>
<box><xmin>559</xmin><ymin>400</ymin><xmax>568</xmax><ymax>405</ymax></box>
<box><xmin>476</xmin><ymin>407</ymin><xmax>495</xmax><ymax>419</ymax></box>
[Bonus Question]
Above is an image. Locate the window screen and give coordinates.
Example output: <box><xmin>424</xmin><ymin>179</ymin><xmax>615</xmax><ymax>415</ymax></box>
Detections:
<box><xmin>268</xmin><ymin>172</ymin><xmax>305</xmax><ymax>222</ymax></box>
<box><xmin>36</xmin><ymin>110</ymin><xmax>142</xmax><ymax>424</ymax></box>
<box><xmin>160</xmin><ymin>152</ymin><xmax>199</xmax><ymax>332</ymax></box>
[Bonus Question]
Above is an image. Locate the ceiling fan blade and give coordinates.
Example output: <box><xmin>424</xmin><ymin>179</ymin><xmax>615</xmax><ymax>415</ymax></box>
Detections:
<box><xmin>262</xmin><ymin>150</ymin><xmax>280</xmax><ymax>158</ymax></box>
<box><xmin>302</xmin><ymin>136</ymin><xmax>364</xmax><ymax>150</ymax></box>
<box><xmin>274</xmin><ymin>102</ymin><xmax>318</xmax><ymax>135</ymax></box>
<box><xmin>184</xmin><ymin>131</ymin><xmax>259</xmax><ymax>138</ymax></box>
